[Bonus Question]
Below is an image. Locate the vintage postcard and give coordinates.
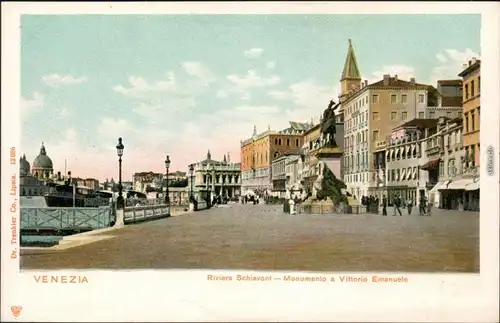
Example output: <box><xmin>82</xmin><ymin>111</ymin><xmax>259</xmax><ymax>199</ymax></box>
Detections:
<box><xmin>2</xmin><ymin>2</ymin><xmax>499</xmax><ymax>322</ymax></box>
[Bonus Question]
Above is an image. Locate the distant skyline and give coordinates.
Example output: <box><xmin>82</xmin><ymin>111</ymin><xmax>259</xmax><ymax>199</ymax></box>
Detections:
<box><xmin>21</xmin><ymin>14</ymin><xmax>480</xmax><ymax>181</ymax></box>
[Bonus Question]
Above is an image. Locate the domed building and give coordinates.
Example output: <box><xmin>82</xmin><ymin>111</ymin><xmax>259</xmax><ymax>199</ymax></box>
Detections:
<box><xmin>32</xmin><ymin>142</ymin><xmax>54</xmax><ymax>180</ymax></box>
<box><xmin>19</xmin><ymin>154</ymin><xmax>31</xmax><ymax>176</ymax></box>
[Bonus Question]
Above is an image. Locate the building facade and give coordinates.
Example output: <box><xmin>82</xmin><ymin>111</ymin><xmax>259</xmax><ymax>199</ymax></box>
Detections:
<box><xmin>271</xmin><ymin>154</ymin><xmax>301</xmax><ymax>197</ymax></box>
<box><xmin>189</xmin><ymin>150</ymin><xmax>241</xmax><ymax>199</ymax></box>
<box><xmin>240</xmin><ymin>122</ymin><xmax>308</xmax><ymax>193</ymax></box>
<box><xmin>459</xmin><ymin>58</ymin><xmax>481</xmax><ymax>168</ymax></box>
<box><xmin>423</xmin><ymin>117</ymin><xmax>478</xmax><ymax>211</ymax></box>
<box><xmin>132</xmin><ymin>171</ymin><xmax>164</xmax><ymax>192</ymax></box>
<box><xmin>383</xmin><ymin>119</ymin><xmax>440</xmax><ymax>204</ymax></box>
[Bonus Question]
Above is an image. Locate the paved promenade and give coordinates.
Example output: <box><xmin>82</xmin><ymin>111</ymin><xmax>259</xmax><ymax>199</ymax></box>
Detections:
<box><xmin>21</xmin><ymin>204</ymin><xmax>479</xmax><ymax>272</ymax></box>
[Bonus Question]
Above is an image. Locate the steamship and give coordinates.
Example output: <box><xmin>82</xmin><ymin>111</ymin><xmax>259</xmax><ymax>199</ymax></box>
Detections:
<box><xmin>43</xmin><ymin>182</ymin><xmax>110</xmax><ymax>208</ymax></box>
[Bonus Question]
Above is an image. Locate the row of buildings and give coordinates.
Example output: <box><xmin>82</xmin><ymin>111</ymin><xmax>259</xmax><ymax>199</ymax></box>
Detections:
<box><xmin>239</xmin><ymin>39</ymin><xmax>480</xmax><ymax>211</ymax></box>
<box><xmin>19</xmin><ymin>143</ymin><xmax>102</xmax><ymax>197</ymax></box>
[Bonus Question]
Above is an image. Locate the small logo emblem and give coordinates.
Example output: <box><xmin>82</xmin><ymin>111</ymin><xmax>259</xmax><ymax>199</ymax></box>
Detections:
<box><xmin>486</xmin><ymin>145</ymin><xmax>494</xmax><ymax>176</ymax></box>
<box><xmin>11</xmin><ymin>306</ymin><xmax>22</xmax><ymax>318</ymax></box>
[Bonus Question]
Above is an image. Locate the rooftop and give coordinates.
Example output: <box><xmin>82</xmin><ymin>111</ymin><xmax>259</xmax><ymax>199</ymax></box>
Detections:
<box><xmin>393</xmin><ymin>118</ymin><xmax>443</xmax><ymax>131</ymax></box>
<box><xmin>438</xmin><ymin>79</ymin><xmax>462</xmax><ymax>86</ymax></box>
<box><xmin>458</xmin><ymin>59</ymin><xmax>481</xmax><ymax>77</ymax></box>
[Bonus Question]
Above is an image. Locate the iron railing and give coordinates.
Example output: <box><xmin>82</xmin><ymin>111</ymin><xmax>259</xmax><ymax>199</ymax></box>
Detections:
<box><xmin>21</xmin><ymin>207</ymin><xmax>112</xmax><ymax>230</ymax></box>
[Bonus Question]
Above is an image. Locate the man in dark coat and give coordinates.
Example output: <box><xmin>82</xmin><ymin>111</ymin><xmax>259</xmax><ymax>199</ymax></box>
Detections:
<box><xmin>382</xmin><ymin>195</ymin><xmax>388</xmax><ymax>216</ymax></box>
<box><xmin>393</xmin><ymin>195</ymin><xmax>402</xmax><ymax>216</ymax></box>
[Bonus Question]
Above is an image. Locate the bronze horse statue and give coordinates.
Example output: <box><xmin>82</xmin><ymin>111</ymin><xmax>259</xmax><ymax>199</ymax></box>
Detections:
<box><xmin>320</xmin><ymin>100</ymin><xmax>341</xmax><ymax>147</ymax></box>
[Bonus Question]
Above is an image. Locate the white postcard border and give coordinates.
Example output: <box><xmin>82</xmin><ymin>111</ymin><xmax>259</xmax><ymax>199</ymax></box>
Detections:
<box><xmin>1</xmin><ymin>2</ymin><xmax>499</xmax><ymax>322</ymax></box>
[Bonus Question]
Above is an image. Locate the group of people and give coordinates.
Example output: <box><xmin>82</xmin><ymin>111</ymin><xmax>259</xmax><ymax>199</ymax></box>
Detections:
<box><xmin>360</xmin><ymin>195</ymin><xmax>380</xmax><ymax>213</ymax></box>
<box><xmin>241</xmin><ymin>195</ymin><xmax>259</xmax><ymax>205</ymax></box>
<box><xmin>381</xmin><ymin>194</ymin><xmax>431</xmax><ymax>216</ymax></box>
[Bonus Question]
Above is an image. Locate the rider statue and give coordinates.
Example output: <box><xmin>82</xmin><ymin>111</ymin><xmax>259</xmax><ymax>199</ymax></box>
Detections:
<box><xmin>320</xmin><ymin>100</ymin><xmax>341</xmax><ymax>147</ymax></box>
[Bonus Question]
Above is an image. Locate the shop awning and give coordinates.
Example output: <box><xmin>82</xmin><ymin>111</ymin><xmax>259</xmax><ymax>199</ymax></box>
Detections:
<box><xmin>465</xmin><ymin>180</ymin><xmax>480</xmax><ymax>191</ymax></box>
<box><xmin>446</xmin><ymin>179</ymin><xmax>473</xmax><ymax>190</ymax></box>
<box><xmin>420</xmin><ymin>158</ymin><xmax>440</xmax><ymax>170</ymax></box>
<box><xmin>430</xmin><ymin>181</ymin><xmax>446</xmax><ymax>193</ymax></box>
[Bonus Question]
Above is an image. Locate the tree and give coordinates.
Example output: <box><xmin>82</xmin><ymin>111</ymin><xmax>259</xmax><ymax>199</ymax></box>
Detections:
<box><xmin>316</xmin><ymin>166</ymin><xmax>348</xmax><ymax>205</ymax></box>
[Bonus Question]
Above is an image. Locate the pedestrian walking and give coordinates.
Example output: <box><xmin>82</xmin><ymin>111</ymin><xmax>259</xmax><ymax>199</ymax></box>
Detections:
<box><xmin>382</xmin><ymin>195</ymin><xmax>388</xmax><ymax>216</ymax></box>
<box><xmin>407</xmin><ymin>198</ymin><xmax>413</xmax><ymax>215</ymax></box>
<box><xmin>426</xmin><ymin>198</ymin><xmax>432</xmax><ymax>216</ymax></box>
<box><xmin>419</xmin><ymin>194</ymin><xmax>427</xmax><ymax>216</ymax></box>
<box><xmin>393</xmin><ymin>195</ymin><xmax>402</xmax><ymax>216</ymax></box>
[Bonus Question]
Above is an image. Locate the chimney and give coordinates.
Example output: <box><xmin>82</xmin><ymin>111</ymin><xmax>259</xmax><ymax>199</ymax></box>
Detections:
<box><xmin>394</xmin><ymin>74</ymin><xmax>398</xmax><ymax>81</ymax></box>
<box><xmin>410</xmin><ymin>77</ymin><xmax>415</xmax><ymax>85</ymax></box>
<box><xmin>462</xmin><ymin>63</ymin><xmax>468</xmax><ymax>70</ymax></box>
<box><xmin>471</xmin><ymin>57</ymin><xmax>477</xmax><ymax>65</ymax></box>
<box><xmin>57</xmin><ymin>171</ymin><xmax>61</xmax><ymax>180</ymax></box>
<box><xmin>383</xmin><ymin>74</ymin><xmax>390</xmax><ymax>86</ymax></box>
<box><xmin>364</xmin><ymin>80</ymin><xmax>368</xmax><ymax>87</ymax></box>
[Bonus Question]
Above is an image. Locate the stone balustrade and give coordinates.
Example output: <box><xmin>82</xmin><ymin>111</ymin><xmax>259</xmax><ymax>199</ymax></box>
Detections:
<box><xmin>122</xmin><ymin>204</ymin><xmax>190</xmax><ymax>224</ymax></box>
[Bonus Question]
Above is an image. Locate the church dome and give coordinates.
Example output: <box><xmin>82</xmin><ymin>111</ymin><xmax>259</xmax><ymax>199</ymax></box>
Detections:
<box><xmin>32</xmin><ymin>142</ymin><xmax>53</xmax><ymax>169</ymax></box>
<box><xmin>19</xmin><ymin>154</ymin><xmax>30</xmax><ymax>176</ymax></box>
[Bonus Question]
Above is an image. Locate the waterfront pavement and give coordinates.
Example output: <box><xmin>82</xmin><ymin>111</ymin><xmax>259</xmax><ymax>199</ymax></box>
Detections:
<box><xmin>20</xmin><ymin>203</ymin><xmax>479</xmax><ymax>272</ymax></box>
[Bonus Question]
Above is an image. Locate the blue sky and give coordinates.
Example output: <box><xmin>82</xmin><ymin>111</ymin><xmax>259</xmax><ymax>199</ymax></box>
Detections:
<box><xmin>21</xmin><ymin>14</ymin><xmax>480</xmax><ymax>180</ymax></box>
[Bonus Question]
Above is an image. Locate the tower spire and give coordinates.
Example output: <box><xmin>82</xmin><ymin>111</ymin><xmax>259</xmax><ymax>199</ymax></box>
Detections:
<box><xmin>207</xmin><ymin>149</ymin><xmax>211</xmax><ymax>160</ymax></box>
<box><xmin>340</xmin><ymin>39</ymin><xmax>361</xmax><ymax>81</ymax></box>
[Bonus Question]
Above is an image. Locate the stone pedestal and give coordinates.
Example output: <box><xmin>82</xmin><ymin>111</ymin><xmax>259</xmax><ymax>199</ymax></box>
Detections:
<box><xmin>114</xmin><ymin>209</ymin><xmax>125</xmax><ymax>227</ymax></box>
<box><xmin>315</xmin><ymin>146</ymin><xmax>343</xmax><ymax>179</ymax></box>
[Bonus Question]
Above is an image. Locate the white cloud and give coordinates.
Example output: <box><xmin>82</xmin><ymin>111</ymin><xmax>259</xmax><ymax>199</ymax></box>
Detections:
<box><xmin>112</xmin><ymin>72</ymin><xmax>176</xmax><ymax>98</ymax></box>
<box><xmin>216</xmin><ymin>90</ymin><xmax>228</xmax><ymax>99</ymax></box>
<box><xmin>21</xmin><ymin>92</ymin><xmax>44</xmax><ymax>110</ymax></box>
<box><xmin>42</xmin><ymin>74</ymin><xmax>87</xmax><ymax>87</ymax></box>
<box><xmin>133</xmin><ymin>98</ymin><xmax>196</xmax><ymax>123</ymax></box>
<box><xmin>227</xmin><ymin>70</ymin><xmax>280</xmax><ymax>89</ymax></box>
<box><xmin>244</xmin><ymin>48</ymin><xmax>264</xmax><ymax>59</ymax></box>
<box><xmin>360</xmin><ymin>48</ymin><xmax>480</xmax><ymax>87</ymax></box>
<box><xmin>234</xmin><ymin>105</ymin><xmax>279</xmax><ymax>114</ymax></box>
<box><xmin>21</xmin><ymin>92</ymin><xmax>44</xmax><ymax>119</ymax></box>
<box><xmin>267</xmin><ymin>90</ymin><xmax>292</xmax><ymax>100</ymax></box>
<box><xmin>430</xmin><ymin>48</ymin><xmax>480</xmax><ymax>85</ymax></box>
<box><xmin>265</xmin><ymin>79</ymin><xmax>339</xmax><ymax>129</ymax></box>
<box><xmin>266</xmin><ymin>61</ymin><xmax>276</xmax><ymax>69</ymax></box>
<box><xmin>241</xmin><ymin>92</ymin><xmax>251</xmax><ymax>101</ymax></box>
<box><xmin>181</xmin><ymin>61</ymin><xmax>216</xmax><ymax>85</ymax></box>
<box><xmin>97</xmin><ymin>117</ymin><xmax>136</xmax><ymax>139</ymax></box>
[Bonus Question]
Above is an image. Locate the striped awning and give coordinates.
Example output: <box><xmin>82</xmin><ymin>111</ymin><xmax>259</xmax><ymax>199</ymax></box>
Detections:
<box><xmin>447</xmin><ymin>179</ymin><xmax>473</xmax><ymax>190</ymax></box>
<box><xmin>430</xmin><ymin>181</ymin><xmax>448</xmax><ymax>193</ymax></box>
<box><xmin>421</xmin><ymin>158</ymin><xmax>440</xmax><ymax>170</ymax></box>
<box><xmin>465</xmin><ymin>180</ymin><xmax>480</xmax><ymax>191</ymax></box>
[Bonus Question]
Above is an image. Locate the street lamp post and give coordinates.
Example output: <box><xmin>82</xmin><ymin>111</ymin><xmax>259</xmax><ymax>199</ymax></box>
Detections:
<box><xmin>189</xmin><ymin>164</ymin><xmax>194</xmax><ymax>199</ymax></box>
<box><xmin>116</xmin><ymin>137</ymin><xmax>125</xmax><ymax>210</ymax></box>
<box><xmin>165</xmin><ymin>155</ymin><xmax>171</xmax><ymax>205</ymax></box>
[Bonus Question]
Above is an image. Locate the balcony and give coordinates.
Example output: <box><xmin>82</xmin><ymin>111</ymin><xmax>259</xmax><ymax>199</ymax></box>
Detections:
<box><xmin>375</xmin><ymin>140</ymin><xmax>387</xmax><ymax>150</ymax></box>
<box><xmin>426</xmin><ymin>144</ymin><xmax>442</xmax><ymax>155</ymax></box>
